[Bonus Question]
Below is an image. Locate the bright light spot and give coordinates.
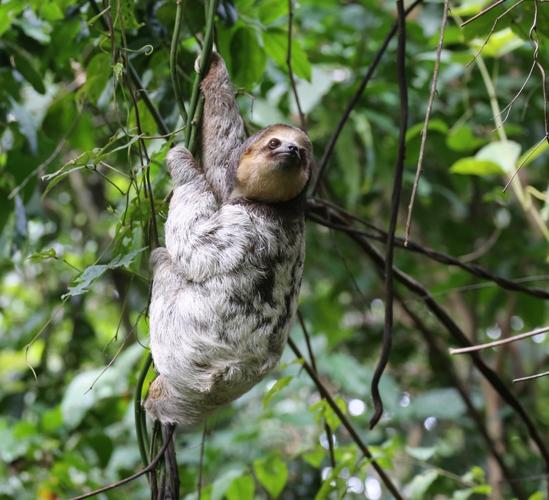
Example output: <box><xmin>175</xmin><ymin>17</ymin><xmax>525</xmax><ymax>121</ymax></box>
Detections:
<box><xmin>320</xmin><ymin>433</ymin><xmax>337</xmax><ymax>449</ymax></box>
<box><xmin>347</xmin><ymin>477</ymin><xmax>364</xmax><ymax>494</ymax></box>
<box><xmin>265</xmin><ymin>380</ymin><xmax>276</xmax><ymax>391</ymax></box>
<box><xmin>321</xmin><ymin>467</ymin><xmax>332</xmax><ymax>481</ymax></box>
<box><xmin>424</xmin><ymin>416</ymin><xmax>437</xmax><ymax>431</ymax></box>
<box><xmin>4</xmin><ymin>271</ymin><xmax>21</xmax><ymax>286</ymax></box>
<box><xmin>332</xmin><ymin>68</ymin><xmax>351</xmax><ymax>82</ymax></box>
<box><xmin>370</xmin><ymin>298</ymin><xmax>384</xmax><ymax>322</ymax></box>
<box><xmin>339</xmin><ymin>291</ymin><xmax>352</xmax><ymax>305</ymax></box>
<box><xmin>348</xmin><ymin>399</ymin><xmax>365</xmax><ymax>416</ymax></box>
<box><xmin>400</xmin><ymin>392</ymin><xmax>411</xmax><ymax>407</ymax></box>
<box><xmin>365</xmin><ymin>477</ymin><xmax>382</xmax><ymax>500</ymax></box>
<box><xmin>340</xmin><ymin>467</ymin><xmax>350</xmax><ymax>479</ymax></box>
<box><xmin>511</xmin><ymin>316</ymin><xmax>524</xmax><ymax>331</ymax></box>
<box><xmin>371</xmin><ymin>298</ymin><xmax>384</xmax><ymax>312</ymax></box>
<box><xmin>28</xmin><ymin>221</ymin><xmax>45</xmax><ymax>242</ymax></box>
<box><xmin>486</xmin><ymin>325</ymin><xmax>501</xmax><ymax>340</ymax></box>
<box><xmin>494</xmin><ymin>208</ymin><xmax>511</xmax><ymax>228</ymax></box>
<box><xmin>533</xmin><ymin>333</ymin><xmax>546</xmax><ymax>344</ymax></box>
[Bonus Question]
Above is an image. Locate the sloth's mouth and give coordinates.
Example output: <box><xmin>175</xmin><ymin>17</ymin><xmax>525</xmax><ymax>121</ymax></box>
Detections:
<box><xmin>272</xmin><ymin>151</ymin><xmax>302</xmax><ymax>168</ymax></box>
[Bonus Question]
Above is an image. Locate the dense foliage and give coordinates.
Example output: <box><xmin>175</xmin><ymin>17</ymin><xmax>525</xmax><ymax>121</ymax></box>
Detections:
<box><xmin>1</xmin><ymin>0</ymin><xmax>548</xmax><ymax>498</ymax></box>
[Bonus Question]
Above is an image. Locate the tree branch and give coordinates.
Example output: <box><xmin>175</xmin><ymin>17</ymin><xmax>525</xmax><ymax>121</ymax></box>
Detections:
<box><xmin>313</xmin><ymin>0</ymin><xmax>423</xmax><ymax>193</ymax></box>
<box><xmin>308</xmin><ymin>199</ymin><xmax>549</xmax><ymax>300</ymax></box>
<box><xmin>70</xmin><ymin>425</ymin><xmax>176</xmax><ymax>500</ymax></box>
<box><xmin>369</xmin><ymin>0</ymin><xmax>408</xmax><ymax>430</ymax></box>
<box><xmin>308</xmin><ymin>208</ymin><xmax>549</xmax><ymax>471</ymax></box>
<box><xmin>287</xmin><ymin>338</ymin><xmax>403</xmax><ymax>500</ymax></box>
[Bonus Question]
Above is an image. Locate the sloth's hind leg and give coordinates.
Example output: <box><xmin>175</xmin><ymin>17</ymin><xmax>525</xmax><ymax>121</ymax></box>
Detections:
<box><xmin>145</xmin><ymin>376</ymin><xmax>179</xmax><ymax>425</ymax></box>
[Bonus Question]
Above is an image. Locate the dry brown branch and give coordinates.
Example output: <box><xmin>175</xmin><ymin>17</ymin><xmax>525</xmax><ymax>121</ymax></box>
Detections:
<box><xmin>404</xmin><ymin>0</ymin><xmax>449</xmax><ymax>244</ymax></box>
<box><xmin>514</xmin><ymin>370</ymin><xmax>549</xmax><ymax>383</ymax></box>
<box><xmin>450</xmin><ymin>326</ymin><xmax>549</xmax><ymax>354</ymax></box>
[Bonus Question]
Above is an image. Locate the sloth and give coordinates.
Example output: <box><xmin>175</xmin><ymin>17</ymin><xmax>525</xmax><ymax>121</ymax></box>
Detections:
<box><xmin>145</xmin><ymin>53</ymin><xmax>313</xmax><ymax>426</ymax></box>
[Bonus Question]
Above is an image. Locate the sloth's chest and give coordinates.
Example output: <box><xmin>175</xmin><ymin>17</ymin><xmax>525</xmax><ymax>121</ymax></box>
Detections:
<box><xmin>199</xmin><ymin>234</ymin><xmax>304</xmax><ymax>351</ymax></box>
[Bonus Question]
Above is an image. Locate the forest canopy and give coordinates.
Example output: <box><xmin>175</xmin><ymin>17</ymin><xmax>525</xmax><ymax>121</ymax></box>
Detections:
<box><xmin>1</xmin><ymin>0</ymin><xmax>549</xmax><ymax>498</ymax></box>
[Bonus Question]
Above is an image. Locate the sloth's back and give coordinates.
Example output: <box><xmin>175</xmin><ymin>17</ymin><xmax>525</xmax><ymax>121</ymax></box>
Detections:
<box><xmin>148</xmin><ymin>213</ymin><xmax>305</xmax><ymax>425</ymax></box>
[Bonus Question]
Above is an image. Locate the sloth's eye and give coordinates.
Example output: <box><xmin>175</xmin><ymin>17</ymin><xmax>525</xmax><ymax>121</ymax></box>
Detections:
<box><xmin>268</xmin><ymin>138</ymin><xmax>281</xmax><ymax>149</ymax></box>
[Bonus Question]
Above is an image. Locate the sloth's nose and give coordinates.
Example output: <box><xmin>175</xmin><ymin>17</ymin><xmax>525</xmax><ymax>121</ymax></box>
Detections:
<box><xmin>286</xmin><ymin>144</ymin><xmax>299</xmax><ymax>158</ymax></box>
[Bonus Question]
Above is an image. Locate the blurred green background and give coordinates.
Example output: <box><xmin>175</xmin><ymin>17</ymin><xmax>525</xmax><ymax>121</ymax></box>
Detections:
<box><xmin>1</xmin><ymin>0</ymin><xmax>548</xmax><ymax>498</ymax></box>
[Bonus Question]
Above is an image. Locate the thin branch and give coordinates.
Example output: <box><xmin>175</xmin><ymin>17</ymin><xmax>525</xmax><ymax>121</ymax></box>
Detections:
<box><xmin>89</xmin><ymin>0</ymin><xmax>169</xmax><ymax>137</ymax></box>
<box><xmin>466</xmin><ymin>0</ymin><xmax>526</xmax><ymax>68</ymax></box>
<box><xmin>170</xmin><ymin>0</ymin><xmax>188</xmax><ymax>124</ymax></box>
<box><xmin>369</xmin><ymin>0</ymin><xmax>408</xmax><ymax>431</ymax></box>
<box><xmin>461</xmin><ymin>0</ymin><xmax>508</xmax><ymax>27</ymax></box>
<box><xmin>308</xmin><ymin>208</ymin><xmax>549</xmax><ymax>471</ymax></box>
<box><xmin>312</xmin><ymin>0</ymin><xmax>423</xmax><ymax>193</ymax></box>
<box><xmin>514</xmin><ymin>370</ymin><xmax>549</xmax><ymax>383</ymax></box>
<box><xmin>70</xmin><ymin>425</ymin><xmax>176</xmax><ymax>500</ymax></box>
<box><xmin>287</xmin><ymin>0</ymin><xmax>306</xmax><ymax>129</ymax></box>
<box><xmin>399</xmin><ymin>297</ymin><xmax>527</xmax><ymax>500</ymax></box>
<box><xmin>135</xmin><ymin>353</ymin><xmax>153</xmax><ymax>468</ymax></box>
<box><xmin>404</xmin><ymin>0</ymin><xmax>449</xmax><ymax>244</ymax></box>
<box><xmin>287</xmin><ymin>338</ymin><xmax>403</xmax><ymax>500</ymax></box>
<box><xmin>127</xmin><ymin>63</ymin><xmax>160</xmax><ymax>249</ymax></box>
<box><xmin>308</xmin><ymin>199</ymin><xmax>549</xmax><ymax>300</ymax></box>
<box><xmin>449</xmin><ymin>325</ymin><xmax>549</xmax><ymax>355</ymax></box>
<box><xmin>197</xmin><ymin>421</ymin><xmax>207</xmax><ymax>499</ymax></box>
<box><xmin>185</xmin><ymin>0</ymin><xmax>219</xmax><ymax>151</ymax></box>
<box><xmin>297</xmin><ymin>311</ymin><xmax>336</xmax><ymax>468</ymax></box>
<box><xmin>503</xmin><ymin>0</ymin><xmax>549</xmax><ymax>188</ymax></box>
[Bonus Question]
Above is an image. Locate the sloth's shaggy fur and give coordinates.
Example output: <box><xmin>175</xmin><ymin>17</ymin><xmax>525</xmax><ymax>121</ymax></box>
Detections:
<box><xmin>145</xmin><ymin>54</ymin><xmax>312</xmax><ymax>425</ymax></box>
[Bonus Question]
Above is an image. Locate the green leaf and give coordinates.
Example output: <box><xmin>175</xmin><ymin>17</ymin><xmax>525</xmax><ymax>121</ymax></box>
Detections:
<box><xmin>112</xmin><ymin>0</ymin><xmax>141</xmax><ymax>30</ymax></box>
<box><xmin>0</xmin><ymin>3</ymin><xmax>24</xmax><ymax>36</ymax></box>
<box><xmin>518</xmin><ymin>138</ymin><xmax>549</xmax><ymax>168</ymax></box>
<box><xmin>226</xmin><ymin>475</ymin><xmax>255</xmax><ymax>500</ymax></box>
<box><xmin>408</xmin><ymin>470</ymin><xmax>439</xmax><ymax>500</ymax></box>
<box><xmin>471</xmin><ymin>28</ymin><xmax>524</xmax><ymax>58</ymax></box>
<box><xmin>8</xmin><ymin>97</ymin><xmax>39</xmax><ymax>153</ymax></box>
<box><xmin>263</xmin><ymin>29</ymin><xmax>312</xmax><ymax>81</ymax></box>
<box><xmin>405</xmin><ymin>119</ymin><xmax>448</xmax><ymax>143</ymax></box>
<box><xmin>230</xmin><ymin>27</ymin><xmax>266</xmax><ymax>88</ymax></box>
<box><xmin>40</xmin><ymin>2</ymin><xmax>64</xmax><ymax>22</ymax></box>
<box><xmin>335</xmin><ymin>126</ymin><xmax>361</xmax><ymax>208</ymax></box>
<box><xmin>81</xmin><ymin>53</ymin><xmax>111</xmax><ymax>103</ymax></box>
<box><xmin>406</xmin><ymin>446</ymin><xmax>436</xmax><ymax>461</ymax></box>
<box><xmin>263</xmin><ymin>375</ymin><xmax>293</xmax><ymax>407</ymax></box>
<box><xmin>258</xmin><ymin>0</ymin><xmax>288</xmax><ymax>25</ymax></box>
<box><xmin>63</xmin><ymin>247</ymin><xmax>146</xmax><ymax>297</ymax></box>
<box><xmin>476</xmin><ymin>140</ymin><xmax>521</xmax><ymax>174</ymax></box>
<box><xmin>450</xmin><ymin>158</ymin><xmax>503</xmax><ymax>176</ymax></box>
<box><xmin>2</xmin><ymin>41</ymin><xmax>46</xmax><ymax>94</ymax></box>
<box><xmin>310</xmin><ymin>398</ymin><xmax>346</xmax><ymax>431</ymax></box>
<box><xmin>253</xmin><ymin>454</ymin><xmax>288</xmax><ymax>498</ymax></box>
<box><xmin>450</xmin><ymin>137</ymin><xmax>522</xmax><ymax>176</ymax></box>
<box><xmin>61</xmin><ymin>344</ymin><xmax>143</xmax><ymax>428</ymax></box>
<box><xmin>211</xmin><ymin>469</ymin><xmax>245</xmax><ymax>500</ymax></box>
<box><xmin>27</xmin><ymin>248</ymin><xmax>57</xmax><ymax>261</ymax></box>
<box><xmin>452</xmin><ymin>0</ymin><xmax>490</xmax><ymax>17</ymax></box>
<box><xmin>302</xmin><ymin>446</ymin><xmax>325</xmax><ymax>467</ymax></box>
<box><xmin>446</xmin><ymin>125</ymin><xmax>486</xmax><ymax>152</ymax></box>
<box><xmin>41</xmin><ymin>407</ymin><xmax>63</xmax><ymax>433</ymax></box>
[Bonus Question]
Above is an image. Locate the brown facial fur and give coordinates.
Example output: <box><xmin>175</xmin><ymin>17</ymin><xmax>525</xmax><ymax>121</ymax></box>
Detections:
<box><xmin>234</xmin><ymin>125</ymin><xmax>312</xmax><ymax>203</ymax></box>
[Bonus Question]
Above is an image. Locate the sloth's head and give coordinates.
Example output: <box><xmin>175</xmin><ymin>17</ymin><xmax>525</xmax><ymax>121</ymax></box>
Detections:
<box><xmin>233</xmin><ymin>124</ymin><xmax>312</xmax><ymax>203</ymax></box>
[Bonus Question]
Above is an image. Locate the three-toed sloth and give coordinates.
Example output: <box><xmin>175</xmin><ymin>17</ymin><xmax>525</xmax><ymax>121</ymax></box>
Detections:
<box><xmin>146</xmin><ymin>53</ymin><xmax>312</xmax><ymax>425</ymax></box>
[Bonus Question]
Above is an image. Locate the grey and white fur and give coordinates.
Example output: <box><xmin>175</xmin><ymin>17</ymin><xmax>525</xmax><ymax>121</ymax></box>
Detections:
<box><xmin>145</xmin><ymin>54</ymin><xmax>313</xmax><ymax>426</ymax></box>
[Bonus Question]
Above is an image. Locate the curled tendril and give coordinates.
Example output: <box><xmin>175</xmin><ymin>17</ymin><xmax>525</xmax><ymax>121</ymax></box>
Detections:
<box><xmin>121</xmin><ymin>44</ymin><xmax>154</xmax><ymax>56</ymax></box>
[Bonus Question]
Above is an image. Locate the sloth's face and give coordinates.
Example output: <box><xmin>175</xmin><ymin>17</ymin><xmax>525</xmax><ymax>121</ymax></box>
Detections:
<box><xmin>235</xmin><ymin>125</ymin><xmax>312</xmax><ymax>203</ymax></box>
